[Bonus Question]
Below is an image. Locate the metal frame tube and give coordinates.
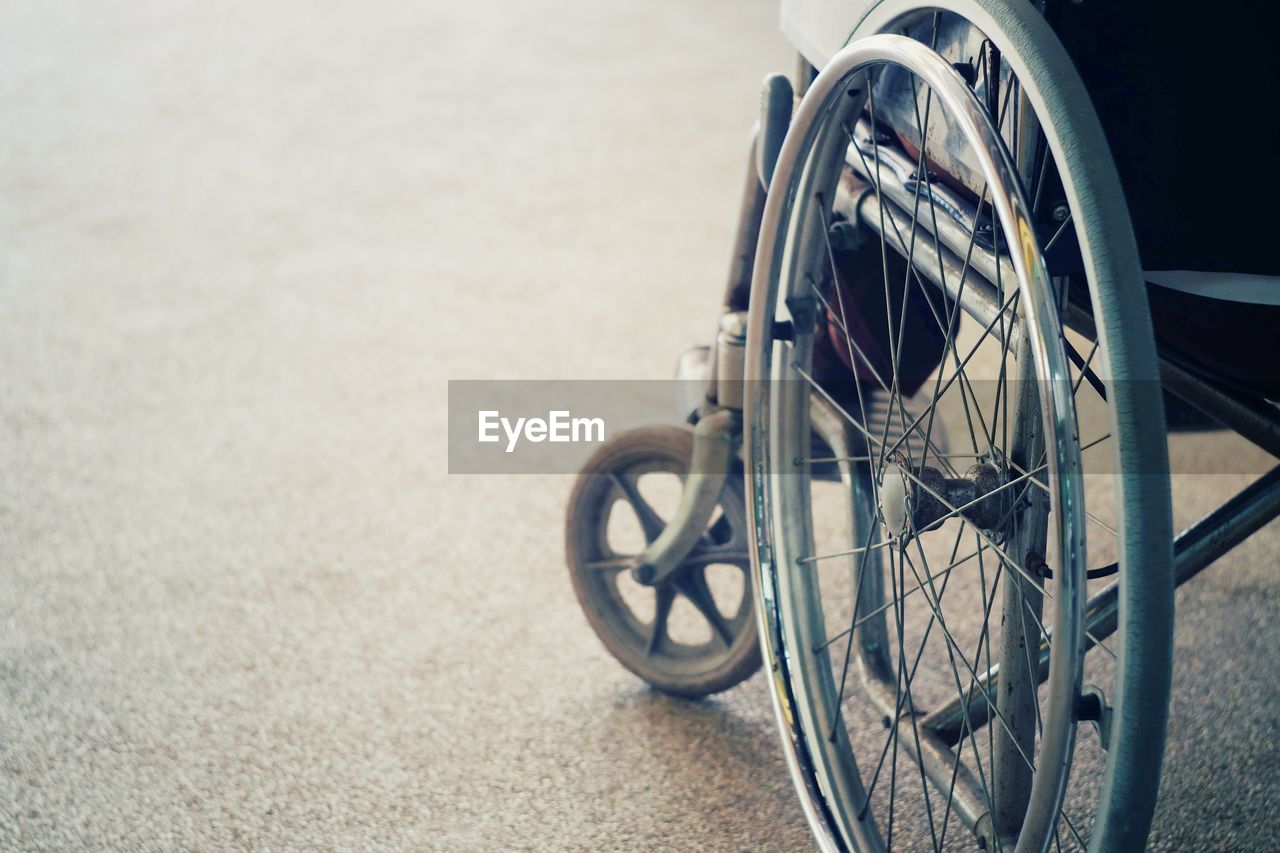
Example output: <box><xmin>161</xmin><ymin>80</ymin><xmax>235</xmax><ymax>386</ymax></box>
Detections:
<box><xmin>1159</xmin><ymin>358</ymin><xmax>1280</xmax><ymax>460</ymax></box>
<box><xmin>723</xmin><ymin>134</ymin><xmax>766</xmax><ymax>314</ymax></box>
<box><xmin>633</xmin><ymin>408</ymin><xmax>740</xmax><ymax>585</ymax></box>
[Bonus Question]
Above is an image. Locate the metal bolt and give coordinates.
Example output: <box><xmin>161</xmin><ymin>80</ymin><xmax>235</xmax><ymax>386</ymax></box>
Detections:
<box><xmin>828</xmin><ymin>220</ymin><xmax>865</xmax><ymax>251</ymax></box>
<box><xmin>1052</xmin><ymin>202</ymin><xmax>1070</xmax><ymax>223</ymax></box>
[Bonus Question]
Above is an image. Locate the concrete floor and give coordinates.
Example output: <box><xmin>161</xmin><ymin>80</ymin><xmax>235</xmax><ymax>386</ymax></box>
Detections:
<box><xmin>1</xmin><ymin>1</ymin><xmax>1277</xmax><ymax>850</ymax></box>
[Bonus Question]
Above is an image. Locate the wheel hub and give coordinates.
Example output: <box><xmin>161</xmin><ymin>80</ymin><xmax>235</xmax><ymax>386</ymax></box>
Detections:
<box><xmin>878</xmin><ymin>454</ymin><xmax>1013</xmax><ymax>538</ymax></box>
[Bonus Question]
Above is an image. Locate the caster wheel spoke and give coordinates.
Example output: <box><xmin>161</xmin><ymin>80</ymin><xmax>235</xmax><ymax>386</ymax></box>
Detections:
<box><xmin>675</xmin><ymin>570</ymin><xmax>735</xmax><ymax>649</ymax></box>
<box><xmin>646</xmin><ymin>584</ymin><xmax>676</xmax><ymax>658</ymax></box>
<box><xmin>608</xmin><ymin>471</ymin><xmax>666</xmax><ymax>542</ymax></box>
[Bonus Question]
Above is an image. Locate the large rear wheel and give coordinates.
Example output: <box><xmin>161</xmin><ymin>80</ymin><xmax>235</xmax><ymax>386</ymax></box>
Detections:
<box><xmin>747</xmin><ymin>11</ymin><xmax>1172</xmax><ymax>851</ymax></box>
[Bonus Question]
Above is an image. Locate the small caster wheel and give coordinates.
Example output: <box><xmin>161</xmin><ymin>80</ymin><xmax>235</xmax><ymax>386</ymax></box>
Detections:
<box><xmin>566</xmin><ymin>425</ymin><xmax>761</xmax><ymax>697</ymax></box>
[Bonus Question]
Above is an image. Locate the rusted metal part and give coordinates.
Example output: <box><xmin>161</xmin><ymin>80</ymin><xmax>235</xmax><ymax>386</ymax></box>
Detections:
<box><xmin>880</xmin><ymin>457</ymin><xmax>1014</xmax><ymax>535</ymax></box>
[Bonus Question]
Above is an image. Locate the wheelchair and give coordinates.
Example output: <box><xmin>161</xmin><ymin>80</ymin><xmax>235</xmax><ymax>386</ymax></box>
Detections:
<box><xmin>566</xmin><ymin>1</ymin><xmax>1280</xmax><ymax>848</ymax></box>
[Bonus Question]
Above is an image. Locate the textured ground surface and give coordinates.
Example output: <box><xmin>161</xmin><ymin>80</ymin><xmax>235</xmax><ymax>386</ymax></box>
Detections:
<box><xmin>1</xmin><ymin>1</ymin><xmax>1277</xmax><ymax>850</ymax></box>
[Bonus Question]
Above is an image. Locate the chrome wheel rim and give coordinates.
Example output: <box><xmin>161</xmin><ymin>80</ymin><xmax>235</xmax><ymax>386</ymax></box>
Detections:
<box><xmin>746</xmin><ymin>34</ymin><xmax>1087</xmax><ymax>851</ymax></box>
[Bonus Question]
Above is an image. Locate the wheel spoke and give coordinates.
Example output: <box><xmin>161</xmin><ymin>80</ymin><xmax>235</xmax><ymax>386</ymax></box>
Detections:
<box><xmin>913</xmin><ymin>175</ymin><xmax>999</xmax><ymax>464</ymax></box>
<box><xmin>609</xmin><ymin>472</ymin><xmax>665</xmax><ymax>541</ymax></box>
<box><xmin>583</xmin><ymin>557</ymin><xmax>634</xmax><ymax>573</ymax></box>
<box><xmin>988</xmin><ymin>269</ymin><xmax>1020</xmax><ymax>463</ymax></box>
<box><xmin>791</xmin><ymin>285</ymin><xmax>1020</xmax><ymax>474</ymax></box>
<box><xmin>1064</xmin><ymin>334</ymin><xmax>1107</xmax><ymax>402</ymax></box>
<box><xmin>842</xmin><ymin>119</ymin><xmax>1009</xmax><ymax>481</ymax></box>
<box><xmin>794</xmin><ymin>363</ymin><xmax>885</xmax><ymax>453</ymax></box>
<box><xmin>867</xmin><ymin>75</ymin><xmax>904</xmax><ymax>480</ymax></box>
<box><xmin>1043</xmin><ymin>211</ymin><xmax>1074</xmax><ymax>253</ymax></box>
<box><xmin>845</xmin><ymin>543</ymin><xmax>984</xmax><ymax>636</ymax></box>
<box><xmin>887</xmin><ymin>75</ymin><xmax>939</xmax><ymax>477</ymax></box>
<box><xmin>858</xmin><ymin>534</ymin><xmax>1007</xmax><ymax>841</ymax></box>
<box><xmin>1002</xmin><ymin>435</ymin><xmax>1117</xmax><ymax>537</ymax></box>
<box><xmin>1021</xmin><ymin>592</ymin><xmax>1046</xmax><ymax>736</ymax></box>
<box><xmin>646</xmin><ymin>584</ymin><xmax>675</xmax><ymax>657</ymax></box>
<box><xmin>799</xmin><ymin>537</ymin><xmax>893</xmax><ymax>566</ymax></box>
<box><xmin>938</xmin><ymin>547</ymin><xmax>1004</xmax><ymax>848</ymax></box>
<box><xmin>808</xmin><ymin>273</ymin><xmax>891</xmax><ymax>395</ymax></box>
<box><xmin>1072</xmin><ymin>338</ymin><xmax>1101</xmax><ymax>397</ymax></box>
<box><xmin>880</xmin><ymin>289</ymin><xmax>1021</xmax><ymax>463</ymax></box>
<box><xmin>830</xmin><ymin>510</ymin><xmax>891</xmax><ymax>739</ymax></box>
<box><xmin>851</xmin><ymin>524</ymin><xmax>974</xmax><ymax>838</ymax></box>
<box><xmin>677</xmin><ymin>570</ymin><xmax>734</xmax><ymax>649</ymax></box>
<box><xmin>894</xmin><ymin>546</ymin><xmax>1042</xmax><ymax>776</ymax></box>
